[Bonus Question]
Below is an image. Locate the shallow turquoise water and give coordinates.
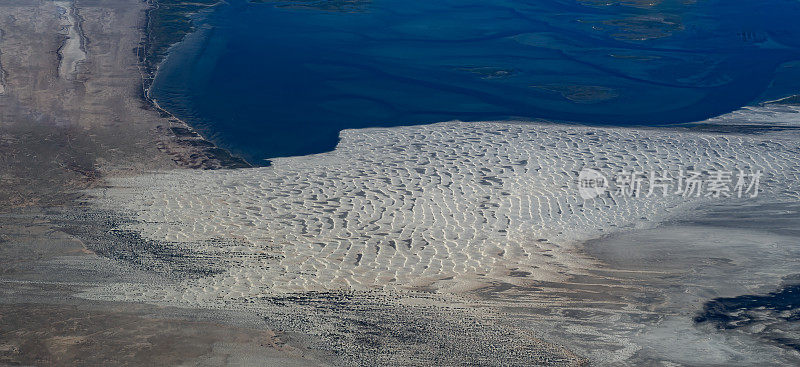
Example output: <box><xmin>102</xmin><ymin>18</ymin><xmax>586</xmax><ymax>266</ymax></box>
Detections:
<box><xmin>151</xmin><ymin>0</ymin><xmax>800</xmax><ymax>164</ymax></box>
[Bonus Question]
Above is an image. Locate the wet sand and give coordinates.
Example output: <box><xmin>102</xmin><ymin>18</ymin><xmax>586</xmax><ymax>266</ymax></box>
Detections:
<box><xmin>580</xmin><ymin>201</ymin><xmax>800</xmax><ymax>364</ymax></box>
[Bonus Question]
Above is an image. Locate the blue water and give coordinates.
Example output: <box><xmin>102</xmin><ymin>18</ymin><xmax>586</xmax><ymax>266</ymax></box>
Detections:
<box><xmin>151</xmin><ymin>0</ymin><xmax>800</xmax><ymax>164</ymax></box>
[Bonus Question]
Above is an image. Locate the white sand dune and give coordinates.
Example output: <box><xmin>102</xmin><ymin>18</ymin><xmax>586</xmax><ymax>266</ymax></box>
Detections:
<box><xmin>55</xmin><ymin>1</ymin><xmax>85</xmax><ymax>80</ymax></box>
<box><xmin>85</xmin><ymin>114</ymin><xmax>800</xmax><ymax>306</ymax></box>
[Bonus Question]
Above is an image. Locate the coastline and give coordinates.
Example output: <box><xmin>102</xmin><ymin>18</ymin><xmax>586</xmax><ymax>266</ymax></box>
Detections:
<box><xmin>145</xmin><ymin>95</ymin><xmax>253</xmax><ymax>169</ymax></box>
<box><xmin>0</xmin><ymin>0</ymin><xmax>799</xmax><ymax>365</ymax></box>
<box><xmin>137</xmin><ymin>0</ymin><xmax>251</xmax><ymax>169</ymax></box>
<box><xmin>0</xmin><ymin>0</ymin><xmax>326</xmax><ymax>364</ymax></box>
<box><xmin>1</xmin><ymin>2</ymin><xmax>583</xmax><ymax>364</ymax></box>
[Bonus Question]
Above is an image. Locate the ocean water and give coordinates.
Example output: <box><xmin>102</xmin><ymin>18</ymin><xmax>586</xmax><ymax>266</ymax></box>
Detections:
<box><xmin>150</xmin><ymin>0</ymin><xmax>800</xmax><ymax>164</ymax></box>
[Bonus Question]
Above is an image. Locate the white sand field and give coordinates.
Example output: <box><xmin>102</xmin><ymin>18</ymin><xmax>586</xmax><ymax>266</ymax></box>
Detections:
<box><xmin>83</xmin><ymin>107</ymin><xmax>800</xmax><ymax>307</ymax></box>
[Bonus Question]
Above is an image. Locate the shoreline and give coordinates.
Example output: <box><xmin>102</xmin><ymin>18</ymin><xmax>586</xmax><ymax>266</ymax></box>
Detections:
<box><xmin>134</xmin><ymin>1</ymin><xmax>800</xmax><ymax>167</ymax></box>
<box><xmin>1</xmin><ymin>0</ymin><xmax>799</xmax><ymax>364</ymax></box>
<box><xmin>137</xmin><ymin>0</ymin><xmax>251</xmax><ymax>169</ymax></box>
<box><xmin>0</xmin><ymin>1</ymin><xmax>326</xmax><ymax>364</ymax></box>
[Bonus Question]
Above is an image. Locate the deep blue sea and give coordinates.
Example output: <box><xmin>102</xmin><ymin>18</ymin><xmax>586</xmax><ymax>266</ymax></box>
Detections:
<box><xmin>151</xmin><ymin>0</ymin><xmax>800</xmax><ymax>164</ymax></box>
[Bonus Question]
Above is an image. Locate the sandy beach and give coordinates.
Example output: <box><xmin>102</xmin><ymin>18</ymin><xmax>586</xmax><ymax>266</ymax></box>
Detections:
<box><xmin>1</xmin><ymin>0</ymin><xmax>800</xmax><ymax>365</ymax></box>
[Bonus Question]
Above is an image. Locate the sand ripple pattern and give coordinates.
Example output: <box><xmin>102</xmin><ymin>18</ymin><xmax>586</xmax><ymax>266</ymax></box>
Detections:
<box><xmin>89</xmin><ymin>121</ymin><xmax>800</xmax><ymax>301</ymax></box>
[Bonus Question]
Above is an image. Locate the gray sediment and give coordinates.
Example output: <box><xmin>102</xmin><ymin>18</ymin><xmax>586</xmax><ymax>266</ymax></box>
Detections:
<box><xmin>0</xmin><ymin>29</ymin><xmax>7</xmax><ymax>95</ymax></box>
<box><xmin>580</xmin><ymin>200</ymin><xmax>800</xmax><ymax>365</ymax></box>
<box><xmin>55</xmin><ymin>1</ymin><xmax>87</xmax><ymax>80</ymax></box>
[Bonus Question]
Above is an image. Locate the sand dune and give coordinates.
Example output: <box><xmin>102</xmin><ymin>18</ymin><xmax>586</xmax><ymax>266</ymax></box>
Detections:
<box><xmin>84</xmin><ymin>115</ymin><xmax>800</xmax><ymax>306</ymax></box>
